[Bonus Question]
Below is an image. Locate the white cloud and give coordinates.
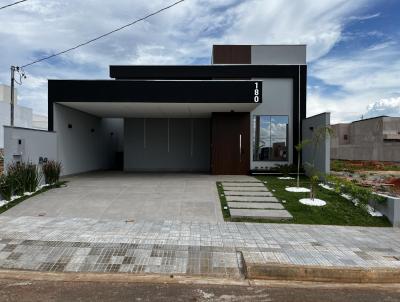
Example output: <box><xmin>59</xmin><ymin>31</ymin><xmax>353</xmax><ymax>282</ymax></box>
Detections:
<box><xmin>309</xmin><ymin>42</ymin><xmax>400</xmax><ymax>123</ymax></box>
<box><xmin>365</xmin><ymin>97</ymin><xmax>400</xmax><ymax>118</ymax></box>
<box><xmin>348</xmin><ymin>12</ymin><xmax>380</xmax><ymax>21</ymax></box>
<box><xmin>0</xmin><ymin>0</ymin><xmax>373</xmax><ymax>114</ymax></box>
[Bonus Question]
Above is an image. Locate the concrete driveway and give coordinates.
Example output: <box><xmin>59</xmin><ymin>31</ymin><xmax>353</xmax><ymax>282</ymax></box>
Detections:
<box><xmin>2</xmin><ymin>172</ymin><xmax>255</xmax><ymax>223</ymax></box>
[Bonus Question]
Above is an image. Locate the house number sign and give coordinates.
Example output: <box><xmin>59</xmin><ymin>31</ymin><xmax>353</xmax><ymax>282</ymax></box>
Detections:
<box><xmin>254</xmin><ymin>82</ymin><xmax>260</xmax><ymax>103</ymax></box>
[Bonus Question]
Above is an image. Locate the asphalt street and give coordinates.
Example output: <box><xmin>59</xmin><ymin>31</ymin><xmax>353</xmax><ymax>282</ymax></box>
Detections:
<box><xmin>0</xmin><ymin>278</ymin><xmax>400</xmax><ymax>302</ymax></box>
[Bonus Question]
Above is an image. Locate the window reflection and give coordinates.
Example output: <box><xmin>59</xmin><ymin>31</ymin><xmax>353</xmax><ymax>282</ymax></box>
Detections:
<box><xmin>253</xmin><ymin>115</ymin><xmax>288</xmax><ymax>161</ymax></box>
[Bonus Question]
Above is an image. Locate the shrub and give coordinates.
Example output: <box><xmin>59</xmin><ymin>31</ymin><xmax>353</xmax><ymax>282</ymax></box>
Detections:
<box><xmin>277</xmin><ymin>164</ymin><xmax>291</xmax><ymax>176</ymax></box>
<box><xmin>271</xmin><ymin>164</ymin><xmax>298</xmax><ymax>174</ymax></box>
<box><xmin>328</xmin><ymin>175</ymin><xmax>386</xmax><ymax>210</ymax></box>
<box><xmin>7</xmin><ymin>162</ymin><xmax>41</xmax><ymax>194</ymax></box>
<box><xmin>24</xmin><ymin>163</ymin><xmax>41</xmax><ymax>192</ymax></box>
<box><xmin>42</xmin><ymin>160</ymin><xmax>62</xmax><ymax>184</ymax></box>
<box><xmin>7</xmin><ymin>162</ymin><xmax>25</xmax><ymax>196</ymax></box>
<box><xmin>0</xmin><ymin>173</ymin><xmax>13</xmax><ymax>201</ymax></box>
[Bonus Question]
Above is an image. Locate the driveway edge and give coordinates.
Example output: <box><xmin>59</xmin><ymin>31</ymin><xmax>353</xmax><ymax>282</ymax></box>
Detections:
<box><xmin>0</xmin><ymin>269</ymin><xmax>248</xmax><ymax>286</ymax></box>
<box><xmin>246</xmin><ymin>263</ymin><xmax>400</xmax><ymax>283</ymax></box>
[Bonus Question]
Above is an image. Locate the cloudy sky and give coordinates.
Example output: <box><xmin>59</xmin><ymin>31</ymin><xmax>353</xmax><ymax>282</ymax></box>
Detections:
<box><xmin>1</xmin><ymin>0</ymin><xmax>399</xmax><ymax>123</ymax></box>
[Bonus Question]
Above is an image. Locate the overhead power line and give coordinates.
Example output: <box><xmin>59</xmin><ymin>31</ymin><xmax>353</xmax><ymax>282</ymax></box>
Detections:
<box><xmin>21</xmin><ymin>0</ymin><xmax>185</xmax><ymax>68</ymax></box>
<box><xmin>0</xmin><ymin>0</ymin><xmax>28</xmax><ymax>10</ymax></box>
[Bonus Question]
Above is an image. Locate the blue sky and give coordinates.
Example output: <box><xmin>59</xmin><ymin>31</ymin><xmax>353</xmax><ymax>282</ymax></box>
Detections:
<box><xmin>0</xmin><ymin>0</ymin><xmax>399</xmax><ymax>123</ymax></box>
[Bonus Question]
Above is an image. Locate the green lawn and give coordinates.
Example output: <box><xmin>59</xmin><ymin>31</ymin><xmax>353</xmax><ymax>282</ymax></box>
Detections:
<box><xmin>0</xmin><ymin>181</ymin><xmax>67</xmax><ymax>215</ymax></box>
<box><xmin>217</xmin><ymin>176</ymin><xmax>391</xmax><ymax>227</ymax></box>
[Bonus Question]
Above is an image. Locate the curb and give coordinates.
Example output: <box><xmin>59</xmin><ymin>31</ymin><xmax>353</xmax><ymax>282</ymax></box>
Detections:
<box><xmin>0</xmin><ymin>269</ymin><xmax>249</xmax><ymax>286</ymax></box>
<box><xmin>246</xmin><ymin>263</ymin><xmax>400</xmax><ymax>283</ymax></box>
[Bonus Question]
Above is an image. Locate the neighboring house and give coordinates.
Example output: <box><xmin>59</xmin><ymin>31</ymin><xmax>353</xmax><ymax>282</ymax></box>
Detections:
<box><xmin>331</xmin><ymin>116</ymin><xmax>400</xmax><ymax>162</ymax></box>
<box><xmin>0</xmin><ymin>84</ymin><xmax>33</xmax><ymax>148</ymax></box>
<box><xmin>4</xmin><ymin>44</ymin><xmax>330</xmax><ymax>176</ymax></box>
<box><xmin>32</xmin><ymin>113</ymin><xmax>48</xmax><ymax>130</ymax></box>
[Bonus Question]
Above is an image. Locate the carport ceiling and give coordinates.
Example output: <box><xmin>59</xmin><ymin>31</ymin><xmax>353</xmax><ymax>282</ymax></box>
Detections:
<box><xmin>57</xmin><ymin>102</ymin><xmax>260</xmax><ymax>118</ymax></box>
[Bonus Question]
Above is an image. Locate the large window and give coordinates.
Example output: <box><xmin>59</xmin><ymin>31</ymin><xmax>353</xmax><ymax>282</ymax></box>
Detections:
<box><xmin>253</xmin><ymin>115</ymin><xmax>289</xmax><ymax>161</ymax></box>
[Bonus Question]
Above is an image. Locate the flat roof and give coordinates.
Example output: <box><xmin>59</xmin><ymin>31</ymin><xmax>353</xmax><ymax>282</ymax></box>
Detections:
<box><xmin>109</xmin><ymin>64</ymin><xmax>305</xmax><ymax>79</ymax></box>
<box><xmin>48</xmin><ymin>80</ymin><xmax>262</xmax><ymax>104</ymax></box>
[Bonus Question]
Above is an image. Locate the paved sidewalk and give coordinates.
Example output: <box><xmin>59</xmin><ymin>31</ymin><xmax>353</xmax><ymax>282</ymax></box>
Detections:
<box><xmin>0</xmin><ymin>216</ymin><xmax>399</xmax><ymax>279</ymax></box>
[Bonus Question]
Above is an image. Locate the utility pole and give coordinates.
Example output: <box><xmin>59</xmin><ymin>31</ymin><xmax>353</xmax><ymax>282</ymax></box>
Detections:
<box><xmin>10</xmin><ymin>66</ymin><xmax>16</xmax><ymax>127</ymax></box>
<box><xmin>10</xmin><ymin>66</ymin><xmax>25</xmax><ymax>126</ymax></box>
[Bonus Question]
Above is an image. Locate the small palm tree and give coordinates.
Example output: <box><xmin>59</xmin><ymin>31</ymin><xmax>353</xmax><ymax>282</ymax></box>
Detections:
<box><xmin>294</xmin><ymin>140</ymin><xmax>311</xmax><ymax>188</ymax></box>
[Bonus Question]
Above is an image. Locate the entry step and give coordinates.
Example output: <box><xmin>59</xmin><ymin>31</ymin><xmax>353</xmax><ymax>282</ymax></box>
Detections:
<box><xmin>223</xmin><ymin>186</ymin><xmax>269</xmax><ymax>192</ymax></box>
<box><xmin>228</xmin><ymin>202</ymin><xmax>284</xmax><ymax>210</ymax></box>
<box><xmin>224</xmin><ymin>191</ymin><xmax>273</xmax><ymax>197</ymax></box>
<box><xmin>230</xmin><ymin>209</ymin><xmax>293</xmax><ymax>220</ymax></box>
<box><xmin>221</xmin><ymin>182</ymin><xmax>265</xmax><ymax>187</ymax></box>
<box><xmin>226</xmin><ymin>196</ymin><xmax>280</xmax><ymax>203</ymax></box>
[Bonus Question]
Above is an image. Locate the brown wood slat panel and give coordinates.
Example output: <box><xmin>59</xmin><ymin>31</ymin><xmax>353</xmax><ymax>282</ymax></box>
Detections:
<box><xmin>212</xmin><ymin>45</ymin><xmax>251</xmax><ymax>64</ymax></box>
<box><xmin>211</xmin><ymin>113</ymin><xmax>250</xmax><ymax>175</ymax></box>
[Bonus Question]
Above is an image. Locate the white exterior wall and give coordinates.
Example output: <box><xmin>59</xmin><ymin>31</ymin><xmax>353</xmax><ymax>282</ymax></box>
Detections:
<box><xmin>0</xmin><ymin>102</ymin><xmax>33</xmax><ymax>148</ymax></box>
<box><xmin>251</xmin><ymin>45</ymin><xmax>306</xmax><ymax>65</ymax></box>
<box><xmin>250</xmin><ymin>78</ymin><xmax>293</xmax><ymax>169</ymax></box>
<box><xmin>32</xmin><ymin>113</ymin><xmax>48</xmax><ymax>130</ymax></box>
<box><xmin>302</xmin><ymin>112</ymin><xmax>331</xmax><ymax>176</ymax></box>
<box><xmin>0</xmin><ymin>84</ymin><xmax>17</xmax><ymax>104</ymax></box>
<box><xmin>4</xmin><ymin>126</ymin><xmax>57</xmax><ymax>169</ymax></box>
<box><xmin>54</xmin><ymin>104</ymin><xmax>119</xmax><ymax>176</ymax></box>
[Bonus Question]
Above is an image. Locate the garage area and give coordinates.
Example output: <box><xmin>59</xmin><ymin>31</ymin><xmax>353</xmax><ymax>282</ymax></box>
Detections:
<box><xmin>124</xmin><ymin>118</ymin><xmax>210</xmax><ymax>172</ymax></box>
<box><xmin>2</xmin><ymin>172</ymin><xmax>254</xmax><ymax>223</ymax></box>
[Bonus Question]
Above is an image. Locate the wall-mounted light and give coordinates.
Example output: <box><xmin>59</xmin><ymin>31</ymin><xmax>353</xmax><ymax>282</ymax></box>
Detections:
<box><xmin>68</xmin><ymin>124</ymin><xmax>72</xmax><ymax>129</ymax></box>
<box><xmin>91</xmin><ymin>128</ymin><xmax>95</xmax><ymax>133</ymax></box>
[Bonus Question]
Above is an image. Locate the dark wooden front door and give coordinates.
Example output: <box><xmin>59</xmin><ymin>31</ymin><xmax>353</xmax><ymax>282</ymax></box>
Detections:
<box><xmin>211</xmin><ymin>113</ymin><xmax>250</xmax><ymax>175</ymax></box>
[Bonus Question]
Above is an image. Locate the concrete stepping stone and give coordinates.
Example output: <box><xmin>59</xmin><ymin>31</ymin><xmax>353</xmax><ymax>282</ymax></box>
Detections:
<box><xmin>224</xmin><ymin>191</ymin><xmax>273</xmax><ymax>197</ymax></box>
<box><xmin>221</xmin><ymin>182</ymin><xmax>264</xmax><ymax>187</ymax></box>
<box><xmin>228</xmin><ymin>202</ymin><xmax>284</xmax><ymax>210</ymax></box>
<box><xmin>223</xmin><ymin>186</ymin><xmax>269</xmax><ymax>192</ymax></box>
<box><xmin>226</xmin><ymin>196</ymin><xmax>280</xmax><ymax>202</ymax></box>
<box><xmin>230</xmin><ymin>209</ymin><xmax>293</xmax><ymax>220</ymax></box>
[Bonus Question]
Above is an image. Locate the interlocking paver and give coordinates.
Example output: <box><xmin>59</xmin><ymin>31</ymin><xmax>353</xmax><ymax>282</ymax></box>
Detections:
<box><xmin>0</xmin><ymin>215</ymin><xmax>399</xmax><ymax>279</ymax></box>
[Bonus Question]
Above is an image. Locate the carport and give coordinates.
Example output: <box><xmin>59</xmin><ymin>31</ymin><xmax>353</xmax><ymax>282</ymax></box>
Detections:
<box><xmin>48</xmin><ymin>71</ymin><xmax>262</xmax><ymax>176</ymax></box>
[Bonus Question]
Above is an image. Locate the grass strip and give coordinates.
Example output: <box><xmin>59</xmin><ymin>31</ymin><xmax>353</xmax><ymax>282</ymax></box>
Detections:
<box><xmin>0</xmin><ymin>181</ymin><xmax>67</xmax><ymax>215</ymax></box>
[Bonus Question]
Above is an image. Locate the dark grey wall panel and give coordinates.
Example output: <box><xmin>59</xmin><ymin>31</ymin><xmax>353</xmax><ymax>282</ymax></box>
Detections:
<box><xmin>168</xmin><ymin>119</ymin><xmax>191</xmax><ymax>170</ymax></box>
<box><xmin>124</xmin><ymin>118</ymin><xmax>210</xmax><ymax>172</ymax></box>
<box><xmin>192</xmin><ymin>119</ymin><xmax>211</xmax><ymax>171</ymax></box>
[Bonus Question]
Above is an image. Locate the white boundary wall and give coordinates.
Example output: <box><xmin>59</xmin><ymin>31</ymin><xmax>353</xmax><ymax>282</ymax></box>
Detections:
<box><xmin>302</xmin><ymin>113</ymin><xmax>331</xmax><ymax>176</ymax></box>
<box><xmin>3</xmin><ymin>126</ymin><xmax>57</xmax><ymax>169</ymax></box>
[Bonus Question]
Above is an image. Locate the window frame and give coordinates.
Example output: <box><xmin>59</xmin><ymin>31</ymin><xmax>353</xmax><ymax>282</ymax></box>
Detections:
<box><xmin>252</xmin><ymin>114</ymin><xmax>289</xmax><ymax>162</ymax></box>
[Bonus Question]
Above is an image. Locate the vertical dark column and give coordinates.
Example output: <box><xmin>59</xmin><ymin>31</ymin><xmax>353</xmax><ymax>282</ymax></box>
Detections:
<box><xmin>254</xmin><ymin>116</ymin><xmax>260</xmax><ymax>161</ymax></box>
<box><xmin>48</xmin><ymin>102</ymin><xmax>53</xmax><ymax>131</ymax></box>
<box><xmin>292</xmin><ymin>65</ymin><xmax>307</xmax><ymax>166</ymax></box>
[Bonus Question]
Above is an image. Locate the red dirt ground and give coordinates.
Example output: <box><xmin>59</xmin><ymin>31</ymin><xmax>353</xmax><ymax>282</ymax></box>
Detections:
<box><xmin>386</xmin><ymin>178</ymin><xmax>400</xmax><ymax>195</ymax></box>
